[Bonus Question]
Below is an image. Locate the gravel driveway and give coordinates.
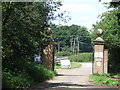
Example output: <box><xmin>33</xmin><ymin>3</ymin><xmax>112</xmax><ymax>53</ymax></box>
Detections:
<box><xmin>29</xmin><ymin>63</ymin><xmax>118</xmax><ymax>89</ymax></box>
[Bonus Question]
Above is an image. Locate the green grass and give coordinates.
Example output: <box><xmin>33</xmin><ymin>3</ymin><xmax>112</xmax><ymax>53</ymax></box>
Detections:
<box><xmin>90</xmin><ymin>74</ymin><xmax>108</xmax><ymax>83</ymax></box>
<box><xmin>54</xmin><ymin>64</ymin><xmax>61</xmax><ymax>69</ymax></box>
<box><xmin>54</xmin><ymin>62</ymin><xmax>81</xmax><ymax>69</ymax></box>
<box><xmin>70</xmin><ymin>62</ymin><xmax>81</xmax><ymax>68</ymax></box>
<box><xmin>90</xmin><ymin>73</ymin><xmax>120</xmax><ymax>87</ymax></box>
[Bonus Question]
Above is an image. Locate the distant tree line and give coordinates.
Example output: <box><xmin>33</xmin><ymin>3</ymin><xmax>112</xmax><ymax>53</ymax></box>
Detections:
<box><xmin>50</xmin><ymin>24</ymin><xmax>93</xmax><ymax>53</ymax></box>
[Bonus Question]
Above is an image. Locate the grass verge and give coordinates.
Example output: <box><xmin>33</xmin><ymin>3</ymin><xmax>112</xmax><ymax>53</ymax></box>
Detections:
<box><xmin>55</xmin><ymin>62</ymin><xmax>81</xmax><ymax>69</ymax></box>
<box><xmin>90</xmin><ymin>73</ymin><xmax>120</xmax><ymax>87</ymax></box>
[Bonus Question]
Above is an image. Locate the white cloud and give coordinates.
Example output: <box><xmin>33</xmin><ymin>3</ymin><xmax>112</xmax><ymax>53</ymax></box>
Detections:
<box><xmin>72</xmin><ymin>16</ymin><xmax>97</xmax><ymax>21</ymax></box>
<box><xmin>52</xmin><ymin>0</ymin><xmax>109</xmax><ymax>30</ymax></box>
<box><xmin>100</xmin><ymin>0</ymin><xmax>112</xmax><ymax>2</ymax></box>
<box><xmin>60</xmin><ymin>4</ymin><xmax>98</xmax><ymax>14</ymax></box>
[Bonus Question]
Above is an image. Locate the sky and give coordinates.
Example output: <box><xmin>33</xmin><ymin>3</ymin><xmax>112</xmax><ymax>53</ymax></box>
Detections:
<box><xmin>52</xmin><ymin>0</ymin><xmax>113</xmax><ymax>30</ymax></box>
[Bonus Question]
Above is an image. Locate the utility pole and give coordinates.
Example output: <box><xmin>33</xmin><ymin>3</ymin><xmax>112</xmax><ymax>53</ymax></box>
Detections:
<box><xmin>70</xmin><ymin>39</ymin><xmax>73</xmax><ymax>53</ymax></box>
<box><xmin>73</xmin><ymin>38</ymin><xmax>75</xmax><ymax>54</ymax></box>
<box><xmin>76</xmin><ymin>35</ymin><xmax>79</xmax><ymax>53</ymax></box>
<box><xmin>76</xmin><ymin>35</ymin><xmax>79</xmax><ymax>62</ymax></box>
<box><xmin>58</xmin><ymin>43</ymin><xmax>60</xmax><ymax>53</ymax></box>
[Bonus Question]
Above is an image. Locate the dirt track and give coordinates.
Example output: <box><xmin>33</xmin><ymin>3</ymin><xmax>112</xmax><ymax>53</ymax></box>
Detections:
<box><xmin>29</xmin><ymin>63</ymin><xmax>118</xmax><ymax>89</ymax></box>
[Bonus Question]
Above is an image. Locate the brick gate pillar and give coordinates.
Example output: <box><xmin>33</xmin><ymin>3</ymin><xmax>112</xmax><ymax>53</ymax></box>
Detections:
<box><xmin>104</xmin><ymin>49</ymin><xmax>108</xmax><ymax>73</ymax></box>
<box><xmin>42</xmin><ymin>40</ymin><xmax>53</xmax><ymax>70</ymax></box>
<box><xmin>93</xmin><ymin>29</ymin><xmax>104</xmax><ymax>74</ymax></box>
<box><xmin>42</xmin><ymin>28</ymin><xmax>54</xmax><ymax>70</ymax></box>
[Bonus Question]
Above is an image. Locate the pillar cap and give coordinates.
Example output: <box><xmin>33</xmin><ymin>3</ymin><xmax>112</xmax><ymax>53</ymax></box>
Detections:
<box><xmin>96</xmin><ymin>29</ymin><xmax>103</xmax><ymax>37</ymax></box>
<box><xmin>94</xmin><ymin>29</ymin><xmax>104</xmax><ymax>45</ymax></box>
<box><xmin>94</xmin><ymin>37</ymin><xmax>104</xmax><ymax>45</ymax></box>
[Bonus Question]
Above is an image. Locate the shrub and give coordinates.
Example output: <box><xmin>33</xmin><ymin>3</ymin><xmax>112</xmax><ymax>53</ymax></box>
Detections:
<box><xmin>3</xmin><ymin>71</ymin><xmax>33</xmax><ymax>89</ymax></box>
<box><xmin>2</xmin><ymin>61</ymin><xmax>56</xmax><ymax>89</ymax></box>
<box><xmin>25</xmin><ymin>63</ymin><xmax>55</xmax><ymax>82</ymax></box>
<box><xmin>55</xmin><ymin>51</ymin><xmax>71</xmax><ymax>57</ymax></box>
<box><xmin>68</xmin><ymin>53</ymin><xmax>93</xmax><ymax>62</ymax></box>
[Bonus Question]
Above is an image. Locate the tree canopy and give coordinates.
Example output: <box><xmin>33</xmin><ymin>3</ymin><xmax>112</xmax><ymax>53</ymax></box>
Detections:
<box><xmin>91</xmin><ymin>8</ymin><xmax>120</xmax><ymax>49</ymax></box>
<box><xmin>2</xmin><ymin>2</ymin><xmax>63</xmax><ymax>63</ymax></box>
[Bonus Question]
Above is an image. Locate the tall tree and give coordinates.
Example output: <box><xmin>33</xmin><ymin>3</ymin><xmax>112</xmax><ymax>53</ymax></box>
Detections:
<box><xmin>2</xmin><ymin>2</ymin><xmax>63</xmax><ymax>64</ymax></box>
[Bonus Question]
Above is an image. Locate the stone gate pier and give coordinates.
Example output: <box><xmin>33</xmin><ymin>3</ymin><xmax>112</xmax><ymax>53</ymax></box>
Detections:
<box><xmin>93</xmin><ymin>29</ymin><xmax>108</xmax><ymax>74</ymax></box>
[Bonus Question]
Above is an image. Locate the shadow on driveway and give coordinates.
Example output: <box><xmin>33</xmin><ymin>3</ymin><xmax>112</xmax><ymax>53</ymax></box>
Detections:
<box><xmin>29</xmin><ymin>82</ymin><xmax>119</xmax><ymax>90</ymax></box>
<box><xmin>29</xmin><ymin>82</ymin><xmax>93</xmax><ymax>89</ymax></box>
<box><xmin>57</xmin><ymin>74</ymin><xmax>86</xmax><ymax>76</ymax></box>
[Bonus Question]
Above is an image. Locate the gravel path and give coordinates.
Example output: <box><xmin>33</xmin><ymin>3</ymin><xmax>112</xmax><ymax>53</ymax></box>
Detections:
<box><xmin>29</xmin><ymin>63</ymin><xmax>118</xmax><ymax>89</ymax></box>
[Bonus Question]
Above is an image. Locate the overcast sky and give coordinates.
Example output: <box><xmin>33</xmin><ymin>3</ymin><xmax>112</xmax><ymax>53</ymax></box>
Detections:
<box><xmin>52</xmin><ymin>0</ymin><xmax>113</xmax><ymax>30</ymax></box>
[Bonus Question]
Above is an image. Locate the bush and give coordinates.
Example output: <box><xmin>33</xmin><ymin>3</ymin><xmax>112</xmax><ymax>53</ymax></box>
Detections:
<box><xmin>55</xmin><ymin>51</ymin><xmax>71</xmax><ymax>57</ymax></box>
<box><xmin>68</xmin><ymin>53</ymin><xmax>93</xmax><ymax>62</ymax></box>
<box><xmin>2</xmin><ymin>61</ymin><xmax>56</xmax><ymax>89</ymax></box>
<box><xmin>3</xmin><ymin>71</ymin><xmax>33</xmax><ymax>89</ymax></box>
<box><xmin>25</xmin><ymin>62</ymin><xmax>55</xmax><ymax>82</ymax></box>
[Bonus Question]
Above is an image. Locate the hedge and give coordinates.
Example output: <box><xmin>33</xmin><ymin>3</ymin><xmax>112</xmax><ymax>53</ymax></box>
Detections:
<box><xmin>55</xmin><ymin>51</ymin><xmax>71</xmax><ymax>57</ymax></box>
<box><xmin>68</xmin><ymin>53</ymin><xmax>93</xmax><ymax>62</ymax></box>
